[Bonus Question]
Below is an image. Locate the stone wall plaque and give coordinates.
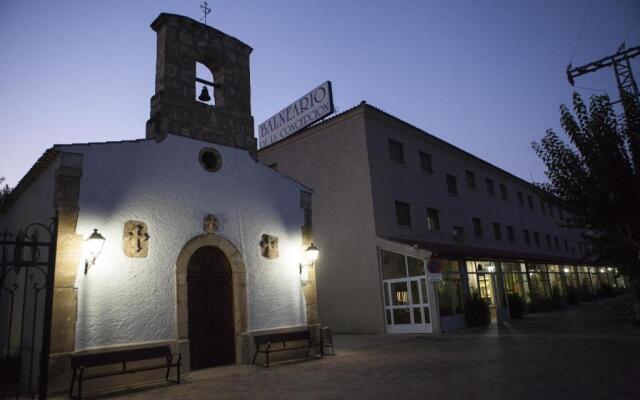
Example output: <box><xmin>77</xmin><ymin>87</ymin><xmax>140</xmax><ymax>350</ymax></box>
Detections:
<box><xmin>259</xmin><ymin>234</ymin><xmax>279</xmax><ymax>259</ymax></box>
<box><xmin>123</xmin><ymin>221</ymin><xmax>149</xmax><ymax>258</ymax></box>
<box><xmin>203</xmin><ymin>214</ymin><xmax>219</xmax><ymax>234</ymax></box>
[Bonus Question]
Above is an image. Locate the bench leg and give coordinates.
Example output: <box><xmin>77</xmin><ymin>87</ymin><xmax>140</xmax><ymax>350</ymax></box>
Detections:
<box><xmin>78</xmin><ymin>373</ymin><xmax>83</xmax><ymax>400</ymax></box>
<box><xmin>177</xmin><ymin>356</ymin><xmax>181</xmax><ymax>384</ymax></box>
<box><xmin>252</xmin><ymin>345</ymin><xmax>260</xmax><ymax>365</ymax></box>
<box><xmin>68</xmin><ymin>368</ymin><xmax>77</xmax><ymax>399</ymax></box>
<box><xmin>165</xmin><ymin>355</ymin><xmax>172</xmax><ymax>382</ymax></box>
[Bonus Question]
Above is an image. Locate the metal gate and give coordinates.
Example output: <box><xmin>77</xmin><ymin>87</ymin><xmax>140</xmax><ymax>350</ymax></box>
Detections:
<box><xmin>0</xmin><ymin>216</ymin><xmax>57</xmax><ymax>399</ymax></box>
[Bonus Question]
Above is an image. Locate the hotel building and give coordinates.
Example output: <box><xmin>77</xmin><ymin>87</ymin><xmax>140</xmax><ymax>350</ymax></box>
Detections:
<box><xmin>258</xmin><ymin>101</ymin><xmax>625</xmax><ymax>334</ymax></box>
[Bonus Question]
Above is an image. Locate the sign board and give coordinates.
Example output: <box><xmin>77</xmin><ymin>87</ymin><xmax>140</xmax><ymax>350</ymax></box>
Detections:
<box><xmin>427</xmin><ymin>259</ymin><xmax>442</xmax><ymax>282</ymax></box>
<box><xmin>258</xmin><ymin>81</ymin><xmax>334</xmax><ymax>148</ymax></box>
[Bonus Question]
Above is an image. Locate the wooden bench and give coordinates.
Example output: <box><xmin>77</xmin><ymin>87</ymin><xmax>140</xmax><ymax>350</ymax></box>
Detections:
<box><xmin>69</xmin><ymin>345</ymin><xmax>181</xmax><ymax>399</ymax></box>
<box><xmin>252</xmin><ymin>329</ymin><xmax>322</xmax><ymax>367</ymax></box>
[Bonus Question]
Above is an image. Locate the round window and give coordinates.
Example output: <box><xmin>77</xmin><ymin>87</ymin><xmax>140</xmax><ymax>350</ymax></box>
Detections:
<box><xmin>199</xmin><ymin>148</ymin><xmax>222</xmax><ymax>172</ymax></box>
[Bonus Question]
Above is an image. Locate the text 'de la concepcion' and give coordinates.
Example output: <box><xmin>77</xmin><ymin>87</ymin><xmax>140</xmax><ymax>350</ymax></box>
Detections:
<box><xmin>258</xmin><ymin>81</ymin><xmax>334</xmax><ymax>148</ymax></box>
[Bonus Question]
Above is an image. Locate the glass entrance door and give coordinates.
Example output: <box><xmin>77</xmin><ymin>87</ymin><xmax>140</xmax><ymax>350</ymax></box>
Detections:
<box><xmin>466</xmin><ymin>261</ymin><xmax>509</xmax><ymax>322</ymax></box>
<box><xmin>380</xmin><ymin>248</ymin><xmax>433</xmax><ymax>334</ymax></box>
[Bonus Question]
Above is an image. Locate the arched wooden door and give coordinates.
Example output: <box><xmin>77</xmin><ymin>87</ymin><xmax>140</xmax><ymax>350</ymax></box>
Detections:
<box><xmin>187</xmin><ymin>246</ymin><xmax>235</xmax><ymax>369</ymax></box>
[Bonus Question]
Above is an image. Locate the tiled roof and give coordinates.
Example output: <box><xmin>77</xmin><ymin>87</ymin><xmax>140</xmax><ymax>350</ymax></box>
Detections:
<box><xmin>0</xmin><ymin>148</ymin><xmax>59</xmax><ymax>215</ymax></box>
<box><xmin>53</xmin><ymin>137</ymin><xmax>152</xmax><ymax>148</ymax></box>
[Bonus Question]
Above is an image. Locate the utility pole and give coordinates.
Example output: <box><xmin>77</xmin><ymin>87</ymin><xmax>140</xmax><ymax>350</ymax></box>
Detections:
<box><xmin>567</xmin><ymin>43</ymin><xmax>640</xmax><ymax>106</ymax></box>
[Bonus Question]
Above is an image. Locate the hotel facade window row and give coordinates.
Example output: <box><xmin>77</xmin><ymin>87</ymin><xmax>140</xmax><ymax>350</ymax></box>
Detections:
<box><xmin>393</xmin><ymin>201</ymin><xmax>584</xmax><ymax>257</ymax></box>
<box><xmin>258</xmin><ymin>102</ymin><xmax>628</xmax><ymax>335</ymax></box>
<box><xmin>388</xmin><ymin>137</ymin><xmax>567</xmax><ymax>223</ymax></box>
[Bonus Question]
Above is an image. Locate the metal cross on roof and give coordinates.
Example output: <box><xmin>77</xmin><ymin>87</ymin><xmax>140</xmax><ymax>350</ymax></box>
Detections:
<box><xmin>200</xmin><ymin>1</ymin><xmax>211</xmax><ymax>25</ymax></box>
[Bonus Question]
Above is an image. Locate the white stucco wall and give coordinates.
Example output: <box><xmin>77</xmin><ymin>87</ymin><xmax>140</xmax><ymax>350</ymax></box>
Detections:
<box><xmin>56</xmin><ymin>134</ymin><xmax>308</xmax><ymax>350</ymax></box>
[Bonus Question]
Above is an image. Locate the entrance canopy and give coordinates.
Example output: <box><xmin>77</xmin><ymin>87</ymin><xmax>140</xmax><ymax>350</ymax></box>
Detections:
<box><xmin>383</xmin><ymin>237</ymin><xmax>588</xmax><ymax>265</ymax></box>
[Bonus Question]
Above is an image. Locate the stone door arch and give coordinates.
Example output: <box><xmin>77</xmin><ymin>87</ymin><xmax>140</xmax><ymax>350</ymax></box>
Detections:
<box><xmin>176</xmin><ymin>234</ymin><xmax>247</xmax><ymax>365</ymax></box>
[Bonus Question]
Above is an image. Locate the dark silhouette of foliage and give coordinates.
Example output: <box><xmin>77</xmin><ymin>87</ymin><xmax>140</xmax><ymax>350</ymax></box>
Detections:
<box><xmin>507</xmin><ymin>293</ymin><xmax>525</xmax><ymax>318</ymax></box>
<box><xmin>528</xmin><ymin>291</ymin><xmax>552</xmax><ymax>313</ymax></box>
<box><xmin>565</xmin><ymin>285</ymin><xmax>580</xmax><ymax>305</ymax></box>
<box><xmin>532</xmin><ymin>93</ymin><xmax>640</xmax><ymax>278</ymax></box>
<box><xmin>463</xmin><ymin>290</ymin><xmax>490</xmax><ymax>326</ymax></box>
<box><xmin>0</xmin><ymin>177</ymin><xmax>11</xmax><ymax>207</ymax></box>
<box><xmin>550</xmin><ymin>286</ymin><xmax>564</xmax><ymax>310</ymax></box>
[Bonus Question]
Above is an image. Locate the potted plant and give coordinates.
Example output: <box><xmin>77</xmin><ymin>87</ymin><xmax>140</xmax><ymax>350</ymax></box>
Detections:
<box><xmin>463</xmin><ymin>290</ymin><xmax>490</xmax><ymax>326</ymax></box>
<box><xmin>507</xmin><ymin>293</ymin><xmax>525</xmax><ymax>318</ymax></box>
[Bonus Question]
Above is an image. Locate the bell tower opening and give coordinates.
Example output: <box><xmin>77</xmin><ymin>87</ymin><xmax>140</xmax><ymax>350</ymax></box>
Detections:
<box><xmin>196</xmin><ymin>62</ymin><xmax>215</xmax><ymax>106</ymax></box>
<box><xmin>145</xmin><ymin>13</ymin><xmax>256</xmax><ymax>151</ymax></box>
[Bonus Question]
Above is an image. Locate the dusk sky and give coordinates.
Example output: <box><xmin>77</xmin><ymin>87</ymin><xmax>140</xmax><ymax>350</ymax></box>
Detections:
<box><xmin>1</xmin><ymin>0</ymin><xmax>639</xmax><ymax>187</ymax></box>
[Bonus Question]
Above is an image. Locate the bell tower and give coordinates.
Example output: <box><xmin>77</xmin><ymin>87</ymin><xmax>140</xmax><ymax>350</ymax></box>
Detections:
<box><xmin>145</xmin><ymin>13</ymin><xmax>256</xmax><ymax>151</ymax></box>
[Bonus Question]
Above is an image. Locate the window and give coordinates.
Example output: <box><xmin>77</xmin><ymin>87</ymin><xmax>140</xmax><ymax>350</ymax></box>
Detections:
<box><xmin>426</xmin><ymin>208</ymin><xmax>440</xmax><ymax>231</ymax></box>
<box><xmin>540</xmin><ymin>200</ymin><xmax>547</xmax><ymax>215</ymax></box>
<box><xmin>472</xmin><ymin>218</ymin><xmax>483</xmax><ymax>238</ymax></box>
<box><xmin>465</xmin><ymin>170</ymin><xmax>476</xmax><ymax>189</ymax></box>
<box><xmin>517</xmin><ymin>191</ymin><xmax>524</xmax><ymax>206</ymax></box>
<box><xmin>395</xmin><ymin>201</ymin><xmax>411</xmax><ymax>226</ymax></box>
<box><xmin>523</xmin><ymin>229</ymin><xmax>530</xmax><ymax>245</ymax></box>
<box><xmin>419</xmin><ymin>151</ymin><xmax>433</xmax><ymax>173</ymax></box>
<box><xmin>388</xmin><ymin>139</ymin><xmax>405</xmax><ymax>164</ymax></box>
<box><xmin>493</xmin><ymin>222</ymin><xmax>501</xmax><ymax>240</ymax></box>
<box><xmin>199</xmin><ymin>148</ymin><xmax>223</xmax><ymax>172</ymax></box>
<box><xmin>452</xmin><ymin>226</ymin><xmax>464</xmax><ymax>242</ymax></box>
<box><xmin>527</xmin><ymin>195</ymin><xmax>534</xmax><ymax>210</ymax></box>
<box><xmin>534</xmin><ymin>232</ymin><xmax>540</xmax><ymax>246</ymax></box>
<box><xmin>499</xmin><ymin>184</ymin><xmax>508</xmax><ymax>200</ymax></box>
<box><xmin>554</xmin><ymin>236</ymin><xmax>560</xmax><ymax>250</ymax></box>
<box><xmin>303</xmin><ymin>208</ymin><xmax>312</xmax><ymax>228</ymax></box>
<box><xmin>446</xmin><ymin>174</ymin><xmax>458</xmax><ymax>195</ymax></box>
<box><xmin>564</xmin><ymin>238</ymin><xmax>569</xmax><ymax>251</ymax></box>
<box><xmin>485</xmin><ymin>178</ymin><xmax>495</xmax><ymax>195</ymax></box>
<box><xmin>507</xmin><ymin>226</ymin><xmax>515</xmax><ymax>242</ymax></box>
<box><xmin>546</xmin><ymin>234</ymin><xmax>552</xmax><ymax>249</ymax></box>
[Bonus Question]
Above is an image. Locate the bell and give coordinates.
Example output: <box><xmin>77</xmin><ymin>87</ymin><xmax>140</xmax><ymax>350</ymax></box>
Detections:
<box><xmin>198</xmin><ymin>86</ymin><xmax>211</xmax><ymax>102</ymax></box>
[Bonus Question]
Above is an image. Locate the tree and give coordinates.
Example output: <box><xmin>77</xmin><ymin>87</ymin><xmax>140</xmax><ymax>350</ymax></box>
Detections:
<box><xmin>0</xmin><ymin>176</ymin><xmax>11</xmax><ymax>206</ymax></box>
<box><xmin>532</xmin><ymin>93</ymin><xmax>640</xmax><ymax>278</ymax></box>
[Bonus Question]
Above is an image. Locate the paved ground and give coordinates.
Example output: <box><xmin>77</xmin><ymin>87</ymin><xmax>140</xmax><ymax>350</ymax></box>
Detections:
<box><xmin>71</xmin><ymin>295</ymin><xmax>640</xmax><ymax>400</ymax></box>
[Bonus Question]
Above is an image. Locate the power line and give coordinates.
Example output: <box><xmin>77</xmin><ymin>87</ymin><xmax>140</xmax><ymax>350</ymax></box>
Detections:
<box><xmin>623</xmin><ymin>9</ymin><xmax>640</xmax><ymax>44</ymax></box>
<box><xmin>570</xmin><ymin>0</ymin><xmax>592</xmax><ymax>63</ymax></box>
<box><xmin>573</xmin><ymin>84</ymin><xmax>608</xmax><ymax>95</ymax></box>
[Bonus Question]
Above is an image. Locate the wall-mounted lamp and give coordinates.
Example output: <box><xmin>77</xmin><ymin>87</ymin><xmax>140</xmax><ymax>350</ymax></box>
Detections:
<box><xmin>305</xmin><ymin>243</ymin><xmax>319</xmax><ymax>263</ymax></box>
<box><xmin>85</xmin><ymin>229</ymin><xmax>106</xmax><ymax>274</ymax></box>
<box><xmin>300</xmin><ymin>243</ymin><xmax>320</xmax><ymax>284</ymax></box>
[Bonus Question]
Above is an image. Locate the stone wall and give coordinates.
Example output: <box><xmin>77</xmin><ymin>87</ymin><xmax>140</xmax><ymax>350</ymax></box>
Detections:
<box><xmin>145</xmin><ymin>13</ymin><xmax>256</xmax><ymax>151</ymax></box>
